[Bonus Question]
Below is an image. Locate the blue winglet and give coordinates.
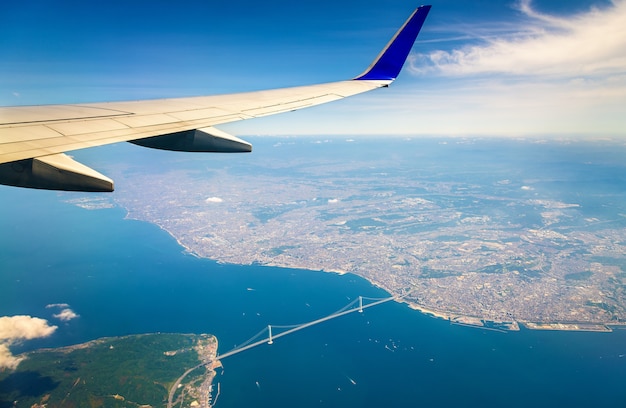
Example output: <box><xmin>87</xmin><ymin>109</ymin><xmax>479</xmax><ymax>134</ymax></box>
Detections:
<box><xmin>355</xmin><ymin>5</ymin><xmax>431</xmax><ymax>82</ymax></box>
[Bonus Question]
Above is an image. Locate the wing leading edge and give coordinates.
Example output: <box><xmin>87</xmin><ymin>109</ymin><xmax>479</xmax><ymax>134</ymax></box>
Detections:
<box><xmin>0</xmin><ymin>5</ymin><xmax>431</xmax><ymax>192</ymax></box>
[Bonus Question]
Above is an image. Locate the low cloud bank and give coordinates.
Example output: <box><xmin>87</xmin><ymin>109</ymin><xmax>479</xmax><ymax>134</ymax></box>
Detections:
<box><xmin>0</xmin><ymin>315</ymin><xmax>57</xmax><ymax>370</ymax></box>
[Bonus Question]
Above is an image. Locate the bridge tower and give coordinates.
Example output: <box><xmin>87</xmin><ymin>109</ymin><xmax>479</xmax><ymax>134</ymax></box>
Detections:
<box><xmin>359</xmin><ymin>296</ymin><xmax>363</xmax><ymax>313</ymax></box>
<box><xmin>268</xmin><ymin>325</ymin><xmax>273</xmax><ymax>344</ymax></box>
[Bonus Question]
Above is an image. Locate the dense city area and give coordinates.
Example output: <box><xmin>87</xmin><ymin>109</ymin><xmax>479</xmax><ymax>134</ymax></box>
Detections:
<box><xmin>92</xmin><ymin>138</ymin><xmax>626</xmax><ymax>331</ymax></box>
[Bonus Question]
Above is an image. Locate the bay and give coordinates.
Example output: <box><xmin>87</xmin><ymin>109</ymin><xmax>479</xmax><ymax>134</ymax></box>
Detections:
<box><xmin>1</xmin><ymin>187</ymin><xmax>626</xmax><ymax>407</ymax></box>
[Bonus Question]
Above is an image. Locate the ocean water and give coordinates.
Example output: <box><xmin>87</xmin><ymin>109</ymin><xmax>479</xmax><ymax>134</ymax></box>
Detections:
<box><xmin>1</xmin><ymin>187</ymin><xmax>626</xmax><ymax>407</ymax></box>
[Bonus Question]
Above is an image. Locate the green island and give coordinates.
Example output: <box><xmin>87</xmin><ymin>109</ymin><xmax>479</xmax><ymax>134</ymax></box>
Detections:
<box><xmin>0</xmin><ymin>333</ymin><xmax>218</xmax><ymax>408</ymax></box>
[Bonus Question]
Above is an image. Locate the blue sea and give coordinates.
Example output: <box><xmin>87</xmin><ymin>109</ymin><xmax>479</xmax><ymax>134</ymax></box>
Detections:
<box><xmin>2</xmin><ymin>184</ymin><xmax>626</xmax><ymax>407</ymax></box>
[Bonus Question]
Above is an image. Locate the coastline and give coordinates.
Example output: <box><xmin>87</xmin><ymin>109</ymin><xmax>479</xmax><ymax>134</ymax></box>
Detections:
<box><xmin>121</xmin><ymin>213</ymin><xmax>620</xmax><ymax>334</ymax></box>
<box><xmin>522</xmin><ymin>322</ymin><xmax>613</xmax><ymax>332</ymax></box>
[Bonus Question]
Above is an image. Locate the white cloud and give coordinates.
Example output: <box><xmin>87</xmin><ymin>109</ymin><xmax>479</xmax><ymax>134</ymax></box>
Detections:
<box><xmin>205</xmin><ymin>197</ymin><xmax>224</xmax><ymax>203</ymax></box>
<box><xmin>0</xmin><ymin>315</ymin><xmax>57</xmax><ymax>370</ymax></box>
<box><xmin>384</xmin><ymin>0</ymin><xmax>626</xmax><ymax>136</ymax></box>
<box><xmin>53</xmin><ymin>308</ymin><xmax>80</xmax><ymax>322</ymax></box>
<box><xmin>47</xmin><ymin>303</ymin><xmax>80</xmax><ymax>322</ymax></box>
<box><xmin>0</xmin><ymin>315</ymin><xmax>57</xmax><ymax>341</ymax></box>
<box><xmin>413</xmin><ymin>0</ymin><xmax>626</xmax><ymax>78</ymax></box>
<box><xmin>0</xmin><ymin>344</ymin><xmax>23</xmax><ymax>370</ymax></box>
<box><xmin>46</xmin><ymin>303</ymin><xmax>70</xmax><ymax>309</ymax></box>
<box><xmin>328</xmin><ymin>198</ymin><xmax>340</xmax><ymax>204</ymax></box>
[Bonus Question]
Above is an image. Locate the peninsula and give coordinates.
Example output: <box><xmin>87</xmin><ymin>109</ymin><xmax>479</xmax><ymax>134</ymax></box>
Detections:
<box><xmin>0</xmin><ymin>333</ymin><xmax>218</xmax><ymax>407</ymax></box>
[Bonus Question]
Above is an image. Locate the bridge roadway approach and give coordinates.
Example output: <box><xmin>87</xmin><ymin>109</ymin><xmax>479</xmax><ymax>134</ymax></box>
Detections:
<box><xmin>167</xmin><ymin>295</ymin><xmax>398</xmax><ymax>408</ymax></box>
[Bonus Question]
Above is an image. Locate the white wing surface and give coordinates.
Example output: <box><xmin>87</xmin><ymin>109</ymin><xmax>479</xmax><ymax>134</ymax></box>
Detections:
<box><xmin>0</xmin><ymin>6</ymin><xmax>431</xmax><ymax>191</ymax></box>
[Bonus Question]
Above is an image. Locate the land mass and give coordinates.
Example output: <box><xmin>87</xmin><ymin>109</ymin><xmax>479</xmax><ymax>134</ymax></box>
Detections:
<box><xmin>80</xmin><ymin>138</ymin><xmax>626</xmax><ymax>331</ymax></box>
<box><xmin>0</xmin><ymin>333</ymin><xmax>218</xmax><ymax>408</ymax></box>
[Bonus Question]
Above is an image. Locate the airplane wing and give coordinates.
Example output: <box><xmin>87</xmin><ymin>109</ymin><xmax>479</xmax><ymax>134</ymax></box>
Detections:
<box><xmin>0</xmin><ymin>5</ymin><xmax>431</xmax><ymax>192</ymax></box>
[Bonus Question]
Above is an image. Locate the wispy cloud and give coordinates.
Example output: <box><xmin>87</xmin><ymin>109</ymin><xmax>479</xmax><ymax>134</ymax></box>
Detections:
<box><xmin>0</xmin><ymin>315</ymin><xmax>57</xmax><ymax>370</ymax></box>
<box><xmin>385</xmin><ymin>0</ymin><xmax>626</xmax><ymax>136</ymax></box>
<box><xmin>46</xmin><ymin>303</ymin><xmax>70</xmax><ymax>309</ymax></box>
<box><xmin>413</xmin><ymin>0</ymin><xmax>626</xmax><ymax>78</ymax></box>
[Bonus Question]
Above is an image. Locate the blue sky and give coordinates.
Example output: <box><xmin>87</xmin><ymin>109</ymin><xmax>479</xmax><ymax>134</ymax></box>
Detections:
<box><xmin>1</xmin><ymin>0</ymin><xmax>625</xmax><ymax>137</ymax></box>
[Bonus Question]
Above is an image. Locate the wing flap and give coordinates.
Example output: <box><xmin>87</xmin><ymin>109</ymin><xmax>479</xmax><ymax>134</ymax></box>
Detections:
<box><xmin>111</xmin><ymin>113</ymin><xmax>179</xmax><ymax>128</ymax></box>
<box><xmin>166</xmin><ymin>108</ymin><xmax>235</xmax><ymax>122</ymax></box>
<box><xmin>241</xmin><ymin>93</ymin><xmax>344</xmax><ymax>117</ymax></box>
<box><xmin>0</xmin><ymin>125</ymin><xmax>61</xmax><ymax>144</ymax></box>
<box><xmin>46</xmin><ymin>118</ymin><xmax>130</xmax><ymax>136</ymax></box>
<box><xmin>0</xmin><ymin>105</ymin><xmax>130</xmax><ymax>125</ymax></box>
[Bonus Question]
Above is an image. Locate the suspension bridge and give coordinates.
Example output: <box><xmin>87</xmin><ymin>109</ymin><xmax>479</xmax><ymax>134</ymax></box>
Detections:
<box><xmin>167</xmin><ymin>294</ymin><xmax>399</xmax><ymax>408</ymax></box>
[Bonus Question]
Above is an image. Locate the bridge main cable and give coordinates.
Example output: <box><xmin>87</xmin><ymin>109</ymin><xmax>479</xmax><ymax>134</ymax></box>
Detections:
<box><xmin>167</xmin><ymin>295</ymin><xmax>398</xmax><ymax>408</ymax></box>
<box><xmin>217</xmin><ymin>295</ymin><xmax>396</xmax><ymax>360</ymax></box>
